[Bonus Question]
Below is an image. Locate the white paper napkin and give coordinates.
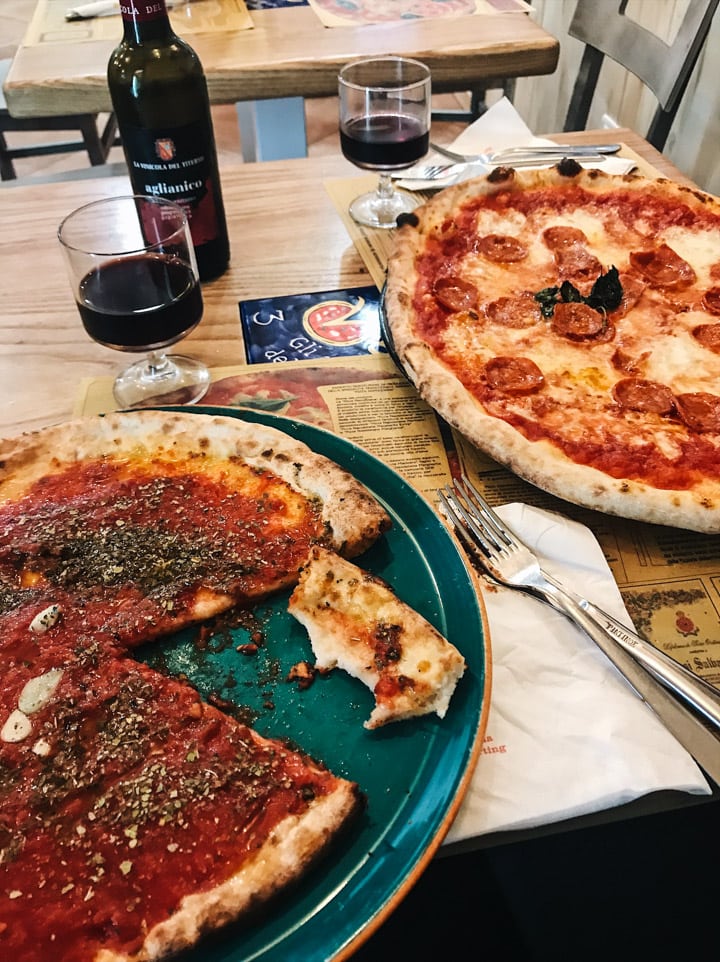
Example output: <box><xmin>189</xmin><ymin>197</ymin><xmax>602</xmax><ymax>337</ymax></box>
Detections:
<box><xmin>444</xmin><ymin>503</ymin><xmax>711</xmax><ymax>843</ymax></box>
<box><xmin>399</xmin><ymin>97</ymin><xmax>637</xmax><ymax>190</ymax></box>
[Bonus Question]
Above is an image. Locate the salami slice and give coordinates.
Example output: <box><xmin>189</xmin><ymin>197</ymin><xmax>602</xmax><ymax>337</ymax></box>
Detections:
<box><xmin>485</xmin><ymin>292</ymin><xmax>542</xmax><ymax>328</ymax></box>
<box><xmin>629</xmin><ymin>244</ymin><xmax>697</xmax><ymax>290</ymax></box>
<box><xmin>433</xmin><ymin>276</ymin><xmax>478</xmax><ymax>313</ymax></box>
<box><xmin>613</xmin><ymin>377</ymin><xmax>676</xmax><ymax>415</ymax></box>
<box><xmin>542</xmin><ymin>226</ymin><xmax>588</xmax><ymax>250</ymax></box>
<box><xmin>476</xmin><ymin>233</ymin><xmax>528</xmax><ymax>263</ymax></box>
<box><xmin>701</xmin><ymin>287</ymin><xmax>720</xmax><ymax>316</ymax></box>
<box><xmin>675</xmin><ymin>392</ymin><xmax>720</xmax><ymax>433</ymax></box>
<box><xmin>485</xmin><ymin>356</ymin><xmax>544</xmax><ymax>395</ymax></box>
<box><xmin>692</xmin><ymin>323</ymin><xmax>720</xmax><ymax>354</ymax></box>
<box><xmin>551</xmin><ymin>302</ymin><xmax>607</xmax><ymax>340</ymax></box>
<box><xmin>611</xmin><ymin>274</ymin><xmax>646</xmax><ymax>318</ymax></box>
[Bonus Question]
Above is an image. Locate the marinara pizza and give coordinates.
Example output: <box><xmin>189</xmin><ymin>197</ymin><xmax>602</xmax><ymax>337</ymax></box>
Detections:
<box><xmin>0</xmin><ymin>410</ymin><xmax>396</xmax><ymax>960</ymax></box>
<box><xmin>385</xmin><ymin>161</ymin><xmax>720</xmax><ymax>533</ymax></box>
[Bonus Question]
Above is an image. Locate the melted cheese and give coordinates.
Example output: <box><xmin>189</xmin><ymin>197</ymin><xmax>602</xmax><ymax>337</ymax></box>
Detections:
<box><xmin>288</xmin><ymin>546</ymin><xmax>465</xmax><ymax>729</ymax></box>
<box><xmin>437</xmin><ymin>190</ymin><xmax>720</xmax><ymax>456</ymax></box>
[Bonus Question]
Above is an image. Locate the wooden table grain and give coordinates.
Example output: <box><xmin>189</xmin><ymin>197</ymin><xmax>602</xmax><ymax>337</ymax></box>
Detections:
<box><xmin>0</xmin><ymin>129</ymin><xmax>687</xmax><ymax>440</ymax></box>
<box><xmin>4</xmin><ymin>4</ymin><xmax>559</xmax><ymax>118</ymax></box>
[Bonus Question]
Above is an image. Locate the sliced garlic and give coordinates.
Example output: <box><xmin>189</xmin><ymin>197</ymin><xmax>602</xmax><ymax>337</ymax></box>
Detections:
<box><xmin>1</xmin><ymin>709</ymin><xmax>32</xmax><ymax>743</ymax></box>
<box><xmin>18</xmin><ymin>668</ymin><xmax>64</xmax><ymax>715</ymax></box>
<box><xmin>29</xmin><ymin>604</ymin><xmax>61</xmax><ymax>634</ymax></box>
<box><xmin>32</xmin><ymin>738</ymin><xmax>51</xmax><ymax>757</ymax></box>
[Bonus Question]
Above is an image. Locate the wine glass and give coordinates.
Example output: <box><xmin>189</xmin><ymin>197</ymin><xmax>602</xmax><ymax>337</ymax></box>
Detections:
<box><xmin>58</xmin><ymin>194</ymin><xmax>209</xmax><ymax>408</ymax></box>
<box><xmin>339</xmin><ymin>56</ymin><xmax>431</xmax><ymax>229</ymax></box>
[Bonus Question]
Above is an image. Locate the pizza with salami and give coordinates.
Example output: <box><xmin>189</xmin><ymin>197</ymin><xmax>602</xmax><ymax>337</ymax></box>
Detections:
<box><xmin>0</xmin><ymin>410</ymin><xmax>398</xmax><ymax>961</ymax></box>
<box><xmin>384</xmin><ymin>161</ymin><xmax>720</xmax><ymax>533</ymax></box>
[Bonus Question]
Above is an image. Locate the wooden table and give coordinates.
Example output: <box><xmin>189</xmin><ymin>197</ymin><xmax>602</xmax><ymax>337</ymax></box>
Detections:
<box><xmin>0</xmin><ymin>128</ymin><xmax>690</xmax><ymax>440</ymax></box>
<box><xmin>3</xmin><ymin>1</ymin><xmax>559</xmax><ymax>159</ymax></box>
<box><xmin>0</xmin><ymin>128</ymin><xmax>717</xmax><ymax>962</ymax></box>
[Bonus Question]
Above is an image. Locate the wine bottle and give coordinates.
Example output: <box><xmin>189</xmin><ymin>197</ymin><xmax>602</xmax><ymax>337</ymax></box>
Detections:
<box><xmin>107</xmin><ymin>0</ymin><xmax>230</xmax><ymax>282</ymax></box>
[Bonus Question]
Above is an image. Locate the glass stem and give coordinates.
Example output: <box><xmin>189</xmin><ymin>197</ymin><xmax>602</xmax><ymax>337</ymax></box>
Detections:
<box><xmin>145</xmin><ymin>351</ymin><xmax>171</xmax><ymax>378</ymax></box>
<box><xmin>376</xmin><ymin>172</ymin><xmax>394</xmax><ymax>200</ymax></box>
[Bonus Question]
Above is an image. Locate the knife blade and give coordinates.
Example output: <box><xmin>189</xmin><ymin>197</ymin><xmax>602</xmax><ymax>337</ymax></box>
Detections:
<box><xmin>544</xmin><ymin>581</ymin><xmax>720</xmax><ymax>785</ymax></box>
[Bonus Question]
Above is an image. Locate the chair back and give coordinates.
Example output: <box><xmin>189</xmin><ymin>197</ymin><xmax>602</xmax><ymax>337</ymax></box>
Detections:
<box><xmin>564</xmin><ymin>0</ymin><xmax>719</xmax><ymax>149</ymax></box>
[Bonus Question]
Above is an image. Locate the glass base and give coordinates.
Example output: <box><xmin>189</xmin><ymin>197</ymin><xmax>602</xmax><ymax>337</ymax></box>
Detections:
<box><xmin>113</xmin><ymin>353</ymin><xmax>210</xmax><ymax>408</ymax></box>
<box><xmin>348</xmin><ymin>187</ymin><xmax>420</xmax><ymax>229</ymax></box>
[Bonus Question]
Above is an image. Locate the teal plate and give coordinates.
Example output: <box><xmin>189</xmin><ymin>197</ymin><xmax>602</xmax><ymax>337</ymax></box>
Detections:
<box><xmin>138</xmin><ymin>406</ymin><xmax>489</xmax><ymax>962</ymax></box>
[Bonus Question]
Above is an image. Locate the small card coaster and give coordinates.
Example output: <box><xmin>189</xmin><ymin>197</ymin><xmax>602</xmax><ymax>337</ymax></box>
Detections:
<box><xmin>239</xmin><ymin>285</ymin><xmax>386</xmax><ymax>363</ymax></box>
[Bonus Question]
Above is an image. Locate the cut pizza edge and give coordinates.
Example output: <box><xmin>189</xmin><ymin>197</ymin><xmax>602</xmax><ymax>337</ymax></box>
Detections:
<box><xmin>0</xmin><ymin>642</ymin><xmax>367</xmax><ymax>962</ymax></box>
<box><xmin>288</xmin><ymin>546</ymin><xmax>466</xmax><ymax>729</ymax></box>
<box><xmin>95</xmin><ymin>782</ymin><xmax>364</xmax><ymax>962</ymax></box>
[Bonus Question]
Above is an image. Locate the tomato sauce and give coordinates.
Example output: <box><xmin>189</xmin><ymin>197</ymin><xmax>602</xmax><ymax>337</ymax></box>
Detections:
<box><xmin>0</xmin><ymin>453</ymin><xmax>360</xmax><ymax>960</ymax></box>
<box><xmin>0</xmin><ymin>457</ymin><xmax>324</xmax><ymax>637</ymax></box>
<box><xmin>410</xmin><ymin>186</ymin><xmax>720</xmax><ymax>492</ymax></box>
<box><xmin>0</xmin><ymin>656</ymin><xmax>344</xmax><ymax>962</ymax></box>
<box><xmin>498</xmin><ymin>407</ymin><xmax>719</xmax><ymax>489</ymax></box>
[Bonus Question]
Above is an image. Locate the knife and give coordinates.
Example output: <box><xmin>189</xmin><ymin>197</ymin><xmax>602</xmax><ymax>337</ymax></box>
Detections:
<box><xmin>429</xmin><ymin>141</ymin><xmax>622</xmax><ymax>164</ymax></box>
<box><xmin>544</xmin><ymin>578</ymin><xmax>720</xmax><ymax>785</ymax></box>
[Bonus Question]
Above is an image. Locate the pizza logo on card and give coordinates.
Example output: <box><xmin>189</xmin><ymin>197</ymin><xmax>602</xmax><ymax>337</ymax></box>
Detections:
<box><xmin>303</xmin><ymin>298</ymin><xmax>365</xmax><ymax>346</ymax></box>
<box><xmin>155</xmin><ymin>138</ymin><xmax>176</xmax><ymax>162</ymax></box>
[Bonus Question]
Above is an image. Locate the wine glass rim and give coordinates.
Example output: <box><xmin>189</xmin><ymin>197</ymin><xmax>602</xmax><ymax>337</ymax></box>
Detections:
<box><xmin>57</xmin><ymin>194</ymin><xmax>189</xmax><ymax>257</ymax></box>
<box><xmin>339</xmin><ymin>56</ymin><xmax>431</xmax><ymax>92</ymax></box>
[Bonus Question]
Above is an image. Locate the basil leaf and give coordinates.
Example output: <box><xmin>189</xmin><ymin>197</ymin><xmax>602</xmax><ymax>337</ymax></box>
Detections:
<box><xmin>559</xmin><ymin>281</ymin><xmax>583</xmax><ymax>303</ymax></box>
<box><xmin>534</xmin><ymin>267</ymin><xmax>624</xmax><ymax>318</ymax></box>
<box><xmin>534</xmin><ymin>286</ymin><xmax>559</xmax><ymax>318</ymax></box>
<box><xmin>585</xmin><ymin>266</ymin><xmax>623</xmax><ymax>312</ymax></box>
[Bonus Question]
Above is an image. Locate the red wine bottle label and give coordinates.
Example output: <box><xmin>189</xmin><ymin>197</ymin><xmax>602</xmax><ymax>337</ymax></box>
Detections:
<box><xmin>119</xmin><ymin>1</ymin><xmax>169</xmax><ymax>24</ymax></box>
<box><xmin>123</xmin><ymin>121</ymin><xmax>220</xmax><ymax>246</ymax></box>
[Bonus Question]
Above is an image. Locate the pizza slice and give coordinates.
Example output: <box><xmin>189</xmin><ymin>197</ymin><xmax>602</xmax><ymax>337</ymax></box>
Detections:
<box><xmin>288</xmin><ymin>546</ymin><xmax>466</xmax><ymax>729</ymax></box>
<box><xmin>0</xmin><ymin>410</ymin><xmax>392</xmax><ymax>652</ymax></box>
<box><xmin>0</xmin><ymin>647</ymin><xmax>363</xmax><ymax>962</ymax></box>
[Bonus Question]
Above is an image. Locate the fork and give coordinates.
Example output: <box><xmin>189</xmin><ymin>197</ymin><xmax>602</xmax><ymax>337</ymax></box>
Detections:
<box><xmin>395</xmin><ymin>148</ymin><xmax>611</xmax><ymax>182</ymax></box>
<box><xmin>391</xmin><ymin>163</ymin><xmax>466</xmax><ymax>182</ymax></box>
<box><xmin>429</xmin><ymin>141</ymin><xmax>622</xmax><ymax>165</ymax></box>
<box><xmin>438</xmin><ymin>475</ymin><xmax>720</xmax><ymax>733</ymax></box>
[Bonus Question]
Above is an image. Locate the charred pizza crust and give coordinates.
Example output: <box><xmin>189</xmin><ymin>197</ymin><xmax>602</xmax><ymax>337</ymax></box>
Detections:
<box><xmin>385</xmin><ymin>164</ymin><xmax>720</xmax><ymax>533</ymax></box>
<box><xmin>101</xmin><ymin>785</ymin><xmax>361</xmax><ymax>962</ymax></box>
<box><xmin>0</xmin><ymin>410</ymin><xmax>390</xmax><ymax>558</ymax></box>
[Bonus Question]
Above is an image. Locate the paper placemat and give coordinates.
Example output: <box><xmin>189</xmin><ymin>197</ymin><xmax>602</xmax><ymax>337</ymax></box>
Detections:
<box><xmin>308</xmin><ymin>0</ymin><xmax>531</xmax><ymax>28</ymax></box>
<box><xmin>23</xmin><ymin>0</ymin><xmax>252</xmax><ymax>46</ymax></box>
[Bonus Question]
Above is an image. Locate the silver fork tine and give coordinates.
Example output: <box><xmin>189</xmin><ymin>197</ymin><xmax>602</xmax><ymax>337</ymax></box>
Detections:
<box><xmin>453</xmin><ymin>475</ymin><xmax>513</xmax><ymax>549</ymax></box>
<box><xmin>392</xmin><ymin>163</ymin><xmax>461</xmax><ymax>181</ymax></box>
<box><xmin>438</xmin><ymin>484</ymin><xmax>495</xmax><ymax>557</ymax></box>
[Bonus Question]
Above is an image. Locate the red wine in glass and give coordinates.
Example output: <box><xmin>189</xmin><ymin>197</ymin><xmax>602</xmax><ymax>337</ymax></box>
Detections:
<box><xmin>339</xmin><ymin>57</ymin><xmax>431</xmax><ymax>229</ymax></box>
<box><xmin>59</xmin><ymin>195</ymin><xmax>210</xmax><ymax>408</ymax></box>
<box><xmin>340</xmin><ymin>114</ymin><xmax>430</xmax><ymax>170</ymax></box>
<box><xmin>77</xmin><ymin>253</ymin><xmax>203</xmax><ymax>350</ymax></box>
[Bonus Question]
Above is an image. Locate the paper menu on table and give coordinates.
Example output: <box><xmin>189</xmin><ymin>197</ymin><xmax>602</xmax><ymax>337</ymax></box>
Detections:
<box><xmin>308</xmin><ymin>0</ymin><xmax>532</xmax><ymax>29</ymax></box>
<box><xmin>24</xmin><ymin>0</ymin><xmax>252</xmax><ymax>45</ymax></box>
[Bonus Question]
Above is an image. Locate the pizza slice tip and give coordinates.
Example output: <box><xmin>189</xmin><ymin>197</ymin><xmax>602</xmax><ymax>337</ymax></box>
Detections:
<box><xmin>288</xmin><ymin>546</ymin><xmax>466</xmax><ymax>729</ymax></box>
